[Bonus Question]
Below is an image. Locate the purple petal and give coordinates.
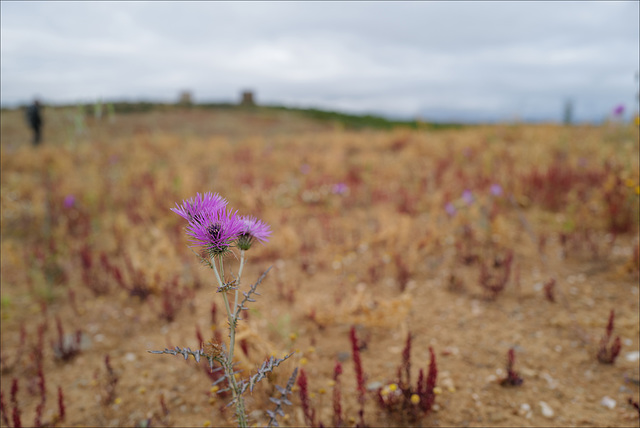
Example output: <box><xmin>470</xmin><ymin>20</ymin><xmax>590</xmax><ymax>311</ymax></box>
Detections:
<box><xmin>171</xmin><ymin>192</ymin><xmax>227</xmax><ymax>223</ymax></box>
<box><xmin>462</xmin><ymin>189</ymin><xmax>474</xmax><ymax>205</ymax></box>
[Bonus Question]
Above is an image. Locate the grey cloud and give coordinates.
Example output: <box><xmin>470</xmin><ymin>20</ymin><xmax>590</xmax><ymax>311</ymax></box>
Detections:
<box><xmin>1</xmin><ymin>1</ymin><xmax>638</xmax><ymax>122</ymax></box>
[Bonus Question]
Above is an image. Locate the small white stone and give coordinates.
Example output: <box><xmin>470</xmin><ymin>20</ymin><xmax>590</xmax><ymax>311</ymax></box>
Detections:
<box><xmin>443</xmin><ymin>346</ymin><xmax>459</xmax><ymax>356</ymax></box>
<box><xmin>441</xmin><ymin>378</ymin><xmax>455</xmax><ymax>390</ymax></box>
<box><xmin>486</xmin><ymin>374</ymin><xmax>497</xmax><ymax>383</ymax></box>
<box><xmin>600</xmin><ymin>396</ymin><xmax>616</xmax><ymax>409</ymax></box>
<box><xmin>625</xmin><ymin>351</ymin><xmax>640</xmax><ymax>362</ymax></box>
<box><xmin>539</xmin><ymin>401</ymin><xmax>554</xmax><ymax>418</ymax></box>
<box><xmin>94</xmin><ymin>334</ymin><xmax>105</xmax><ymax>343</ymax></box>
<box><xmin>471</xmin><ymin>300</ymin><xmax>482</xmax><ymax>316</ymax></box>
<box><xmin>366</xmin><ymin>381</ymin><xmax>383</xmax><ymax>391</ymax></box>
<box><xmin>125</xmin><ymin>352</ymin><xmax>136</xmax><ymax>362</ymax></box>
<box><xmin>518</xmin><ymin>403</ymin><xmax>532</xmax><ymax>418</ymax></box>
<box><xmin>541</xmin><ymin>372</ymin><xmax>558</xmax><ymax>389</ymax></box>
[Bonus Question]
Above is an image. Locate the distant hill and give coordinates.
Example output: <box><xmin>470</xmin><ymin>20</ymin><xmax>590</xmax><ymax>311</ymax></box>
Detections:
<box><xmin>2</xmin><ymin>100</ymin><xmax>465</xmax><ymax>131</ymax></box>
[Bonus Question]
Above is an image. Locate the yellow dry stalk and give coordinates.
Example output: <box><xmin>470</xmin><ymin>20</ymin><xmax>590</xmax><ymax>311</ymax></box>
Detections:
<box><xmin>313</xmin><ymin>287</ymin><xmax>413</xmax><ymax>328</ymax></box>
<box><xmin>233</xmin><ymin>321</ymin><xmax>283</xmax><ymax>369</ymax></box>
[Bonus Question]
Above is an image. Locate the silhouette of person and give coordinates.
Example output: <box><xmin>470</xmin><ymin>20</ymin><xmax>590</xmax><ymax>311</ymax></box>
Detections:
<box><xmin>25</xmin><ymin>99</ymin><xmax>43</xmax><ymax>146</ymax></box>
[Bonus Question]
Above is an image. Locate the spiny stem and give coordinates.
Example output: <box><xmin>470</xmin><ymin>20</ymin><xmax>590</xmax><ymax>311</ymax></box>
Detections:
<box><xmin>218</xmin><ymin>256</ymin><xmax>237</xmax><ymax>364</ymax></box>
<box><xmin>221</xmin><ymin>292</ymin><xmax>236</xmax><ymax>359</ymax></box>
<box><xmin>223</xmin><ymin>354</ymin><xmax>247</xmax><ymax>428</ymax></box>
<box><xmin>211</xmin><ymin>254</ymin><xmax>245</xmax><ymax>427</ymax></box>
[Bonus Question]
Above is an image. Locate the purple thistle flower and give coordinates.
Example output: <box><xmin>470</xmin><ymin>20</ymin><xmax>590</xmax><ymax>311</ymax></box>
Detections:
<box><xmin>63</xmin><ymin>195</ymin><xmax>75</xmax><ymax>208</ymax></box>
<box><xmin>185</xmin><ymin>207</ymin><xmax>244</xmax><ymax>256</ymax></box>
<box><xmin>237</xmin><ymin>216</ymin><xmax>272</xmax><ymax>251</ymax></box>
<box><xmin>612</xmin><ymin>104</ymin><xmax>625</xmax><ymax>117</ymax></box>
<box><xmin>171</xmin><ymin>192</ymin><xmax>227</xmax><ymax>224</ymax></box>
<box><xmin>445</xmin><ymin>202</ymin><xmax>457</xmax><ymax>217</ymax></box>
<box><xmin>332</xmin><ymin>183</ymin><xmax>349</xmax><ymax>195</ymax></box>
<box><xmin>490</xmin><ymin>184</ymin><xmax>503</xmax><ymax>197</ymax></box>
<box><xmin>462</xmin><ymin>189</ymin><xmax>474</xmax><ymax>205</ymax></box>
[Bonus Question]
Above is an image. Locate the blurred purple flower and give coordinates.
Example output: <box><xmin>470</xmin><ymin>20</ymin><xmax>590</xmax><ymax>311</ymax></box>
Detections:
<box><xmin>332</xmin><ymin>183</ymin><xmax>349</xmax><ymax>195</ymax></box>
<box><xmin>490</xmin><ymin>184</ymin><xmax>503</xmax><ymax>197</ymax></box>
<box><xmin>462</xmin><ymin>189</ymin><xmax>474</xmax><ymax>205</ymax></box>
<box><xmin>300</xmin><ymin>164</ymin><xmax>310</xmax><ymax>175</ymax></box>
<box><xmin>612</xmin><ymin>104</ymin><xmax>625</xmax><ymax>116</ymax></box>
<box><xmin>63</xmin><ymin>194</ymin><xmax>75</xmax><ymax>208</ymax></box>
<box><xmin>237</xmin><ymin>216</ymin><xmax>272</xmax><ymax>250</ymax></box>
<box><xmin>445</xmin><ymin>202</ymin><xmax>457</xmax><ymax>217</ymax></box>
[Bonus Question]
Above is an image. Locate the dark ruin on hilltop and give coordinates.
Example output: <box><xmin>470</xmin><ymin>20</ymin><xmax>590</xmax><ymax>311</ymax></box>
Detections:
<box><xmin>240</xmin><ymin>90</ymin><xmax>256</xmax><ymax>107</ymax></box>
<box><xmin>178</xmin><ymin>91</ymin><xmax>193</xmax><ymax>106</ymax></box>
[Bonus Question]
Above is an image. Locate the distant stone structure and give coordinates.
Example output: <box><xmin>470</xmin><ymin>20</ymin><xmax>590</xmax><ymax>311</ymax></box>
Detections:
<box><xmin>240</xmin><ymin>90</ymin><xmax>255</xmax><ymax>106</ymax></box>
<box><xmin>563</xmin><ymin>99</ymin><xmax>573</xmax><ymax>125</ymax></box>
<box><xmin>178</xmin><ymin>91</ymin><xmax>193</xmax><ymax>106</ymax></box>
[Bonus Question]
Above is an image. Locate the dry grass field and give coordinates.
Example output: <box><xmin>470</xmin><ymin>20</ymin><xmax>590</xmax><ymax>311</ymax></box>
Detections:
<box><xmin>1</xmin><ymin>105</ymin><xmax>639</xmax><ymax>427</ymax></box>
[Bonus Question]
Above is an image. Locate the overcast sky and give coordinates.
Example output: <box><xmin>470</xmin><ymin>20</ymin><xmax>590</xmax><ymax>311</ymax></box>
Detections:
<box><xmin>1</xmin><ymin>1</ymin><xmax>638</xmax><ymax>123</ymax></box>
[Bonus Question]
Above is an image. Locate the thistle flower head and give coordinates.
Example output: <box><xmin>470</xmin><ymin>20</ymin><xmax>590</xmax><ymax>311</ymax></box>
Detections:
<box><xmin>171</xmin><ymin>192</ymin><xmax>227</xmax><ymax>224</ymax></box>
<box><xmin>63</xmin><ymin>194</ymin><xmax>75</xmax><ymax>208</ymax></box>
<box><xmin>462</xmin><ymin>189</ymin><xmax>474</xmax><ymax>205</ymax></box>
<box><xmin>445</xmin><ymin>202</ymin><xmax>457</xmax><ymax>217</ymax></box>
<box><xmin>184</xmin><ymin>206</ymin><xmax>244</xmax><ymax>256</ymax></box>
<box><xmin>612</xmin><ymin>104</ymin><xmax>625</xmax><ymax>116</ymax></box>
<box><xmin>237</xmin><ymin>216</ymin><xmax>272</xmax><ymax>251</ymax></box>
<box><xmin>332</xmin><ymin>183</ymin><xmax>349</xmax><ymax>195</ymax></box>
<box><xmin>490</xmin><ymin>183</ymin><xmax>503</xmax><ymax>197</ymax></box>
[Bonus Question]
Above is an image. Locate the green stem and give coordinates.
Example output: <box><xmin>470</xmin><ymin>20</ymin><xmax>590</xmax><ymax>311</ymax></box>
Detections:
<box><xmin>234</xmin><ymin>390</ymin><xmax>248</xmax><ymax>428</ymax></box>
<box><xmin>213</xmin><ymin>254</ymin><xmax>246</xmax><ymax>427</ymax></box>
<box><xmin>223</xmin><ymin>355</ymin><xmax>247</xmax><ymax>428</ymax></box>
<box><xmin>210</xmin><ymin>256</ymin><xmax>223</xmax><ymax>287</ymax></box>
<box><xmin>233</xmin><ymin>250</ymin><xmax>246</xmax><ymax>318</ymax></box>
<box><xmin>218</xmin><ymin>256</ymin><xmax>237</xmax><ymax>364</ymax></box>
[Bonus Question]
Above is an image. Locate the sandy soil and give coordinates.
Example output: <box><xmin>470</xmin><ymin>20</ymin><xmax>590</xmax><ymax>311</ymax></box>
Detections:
<box><xmin>1</xmin><ymin>107</ymin><xmax>638</xmax><ymax>427</ymax></box>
